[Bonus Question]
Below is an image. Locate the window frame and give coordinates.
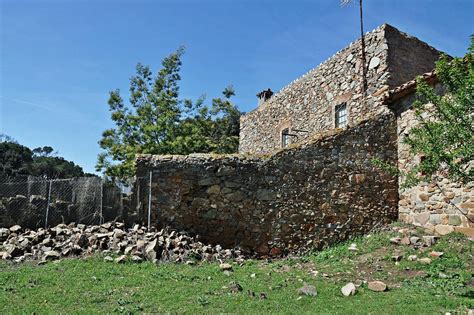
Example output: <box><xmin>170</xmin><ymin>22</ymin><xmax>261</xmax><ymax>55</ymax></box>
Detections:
<box><xmin>335</xmin><ymin>102</ymin><xmax>348</xmax><ymax>128</ymax></box>
<box><xmin>281</xmin><ymin>128</ymin><xmax>290</xmax><ymax>148</ymax></box>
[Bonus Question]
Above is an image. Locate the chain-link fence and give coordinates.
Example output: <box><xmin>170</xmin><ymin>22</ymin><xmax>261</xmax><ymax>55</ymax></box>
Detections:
<box><xmin>0</xmin><ymin>175</ymin><xmax>129</xmax><ymax>229</ymax></box>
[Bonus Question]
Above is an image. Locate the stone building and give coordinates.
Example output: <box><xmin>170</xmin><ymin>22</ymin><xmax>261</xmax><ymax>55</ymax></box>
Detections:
<box><xmin>239</xmin><ymin>24</ymin><xmax>441</xmax><ymax>154</ymax></box>
<box><xmin>136</xmin><ymin>23</ymin><xmax>472</xmax><ymax>255</ymax></box>
<box><xmin>238</xmin><ymin>23</ymin><xmax>472</xmax><ymax>237</ymax></box>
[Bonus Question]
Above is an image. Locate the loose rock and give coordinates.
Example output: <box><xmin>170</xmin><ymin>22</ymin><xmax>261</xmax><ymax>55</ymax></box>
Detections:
<box><xmin>43</xmin><ymin>250</ymin><xmax>60</xmax><ymax>261</ymax></box>
<box><xmin>115</xmin><ymin>255</ymin><xmax>128</xmax><ymax>263</ymax></box>
<box><xmin>429</xmin><ymin>251</ymin><xmax>444</xmax><ymax>258</ymax></box>
<box><xmin>220</xmin><ymin>263</ymin><xmax>233</xmax><ymax>271</ymax></box>
<box><xmin>298</xmin><ymin>284</ymin><xmax>317</xmax><ymax>296</ymax></box>
<box><xmin>348</xmin><ymin>243</ymin><xmax>358</xmax><ymax>251</ymax></box>
<box><xmin>417</xmin><ymin>257</ymin><xmax>432</xmax><ymax>265</ymax></box>
<box><xmin>0</xmin><ymin>222</ymin><xmax>248</xmax><ymax>264</ymax></box>
<box><xmin>341</xmin><ymin>282</ymin><xmax>357</xmax><ymax>296</ymax></box>
<box><xmin>9</xmin><ymin>225</ymin><xmax>22</xmax><ymax>233</ymax></box>
<box><xmin>367</xmin><ymin>281</ymin><xmax>387</xmax><ymax>292</ymax></box>
<box><xmin>408</xmin><ymin>255</ymin><xmax>418</xmax><ymax>261</ymax></box>
<box><xmin>229</xmin><ymin>282</ymin><xmax>243</xmax><ymax>293</ymax></box>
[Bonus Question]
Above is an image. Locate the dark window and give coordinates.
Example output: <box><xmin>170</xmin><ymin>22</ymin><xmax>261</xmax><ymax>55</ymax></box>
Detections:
<box><xmin>281</xmin><ymin>128</ymin><xmax>290</xmax><ymax>148</ymax></box>
<box><xmin>335</xmin><ymin>103</ymin><xmax>348</xmax><ymax>128</ymax></box>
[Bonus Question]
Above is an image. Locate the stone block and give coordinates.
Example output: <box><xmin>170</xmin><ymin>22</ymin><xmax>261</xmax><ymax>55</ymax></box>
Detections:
<box><xmin>429</xmin><ymin>214</ymin><xmax>441</xmax><ymax>225</ymax></box>
<box><xmin>448</xmin><ymin>215</ymin><xmax>462</xmax><ymax>226</ymax></box>
<box><xmin>226</xmin><ymin>191</ymin><xmax>246</xmax><ymax>202</ymax></box>
<box><xmin>198</xmin><ymin>177</ymin><xmax>220</xmax><ymax>186</ymax></box>
<box><xmin>413</xmin><ymin>212</ymin><xmax>430</xmax><ymax>225</ymax></box>
<box><xmin>368</xmin><ymin>57</ymin><xmax>380</xmax><ymax>70</ymax></box>
<box><xmin>459</xmin><ymin>202</ymin><xmax>474</xmax><ymax>210</ymax></box>
<box><xmin>256</xmin><ymin>190</ymin><xmax>277</xmax><ymax>201</ymax></box>
<box><xmin>434</xmin><ymin>225</ymin><xmax>454</xmax><ymax>236</ymax></box>
<box><xmin>454</xmin><ymin>227</ymin><xmax>474</xmax><ymax>237</ymax></box>
<box><xmin>418</xmin><ymin>194</ymin><xmax>430</xmax><ymax>202</ymax></box>
<box><xmin>206</xmin><ymin>185</ymin><xmax>221</xmax><ymax>195</ymax></box>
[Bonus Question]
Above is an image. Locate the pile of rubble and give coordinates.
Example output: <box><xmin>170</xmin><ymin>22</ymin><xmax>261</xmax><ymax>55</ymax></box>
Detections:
<box><xmin>0</xmin><ymin>222</ymin><xmax>247</xmax><ymax>264</ymax></box>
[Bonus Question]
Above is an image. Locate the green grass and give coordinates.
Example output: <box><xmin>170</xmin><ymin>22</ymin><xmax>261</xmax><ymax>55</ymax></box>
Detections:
<box><xmin>0</xmin><ymin>229</ymin><xmax>472</xmax><ymax>314</ymax></box>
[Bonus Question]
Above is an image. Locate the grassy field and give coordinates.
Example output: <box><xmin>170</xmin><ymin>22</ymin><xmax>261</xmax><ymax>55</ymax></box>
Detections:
<box><xmin>0</xmin><ymin>227</ymin><xmax>472</xmax><ymax>314</ymax></box>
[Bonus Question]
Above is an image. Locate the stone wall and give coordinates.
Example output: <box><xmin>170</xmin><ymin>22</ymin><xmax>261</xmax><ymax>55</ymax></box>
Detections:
<box><xmin>393</xmin><ymin>85</ymin><xmax>474</xmax><ymax>237</ymax></box>
<box><xmin>136</xmin><ymin>114</ymin><xmax>399</xmax><ymax>255</ymax></box>
<box><xmin>239</xmin><ymin>24</ymin><xmax>442</xmax><ymax>155</ymax></box>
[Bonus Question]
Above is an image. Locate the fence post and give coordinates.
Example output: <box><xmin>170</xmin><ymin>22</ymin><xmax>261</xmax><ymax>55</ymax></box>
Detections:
<box><xmin>27</xmin><ymin>175</ymin><xmax>32</xmax><ymax>199</ymax></box>
<box><xmin>45</xmin><ymin>179</ymin><xmax>53</xmax><ymax>228</ymax></box>
<box><xmin>147</xmin><ymin>171</ymin><xmax>152</xmax><ymax>230</ymax></box>
<box><xmin>100</xmin><ymin>180</ymin><xmax>104</xmax><ymax>225</ymax></box>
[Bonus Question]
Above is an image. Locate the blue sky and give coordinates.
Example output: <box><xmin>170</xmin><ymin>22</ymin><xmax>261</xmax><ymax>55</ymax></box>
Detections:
<box><xmin>1</xmin><ymin>0</ymin><xmax>473</xmax><ymax>174</ymax></box>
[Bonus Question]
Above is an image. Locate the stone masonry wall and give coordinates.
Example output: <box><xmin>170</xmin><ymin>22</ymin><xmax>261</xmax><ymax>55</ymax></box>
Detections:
<box><xmin>239</xmin><ymin>24</ymin><xmax>442</xmax><ymax>155</ymax></box>
<box><xmin>136</xmin><ymin>114</ymin><xmax>399</xmax><ymax>255</ymax></box>
<box><xmin>394</xmin><ymin>85</ymin><xmax>474</xmax><ymax>237</ymax></box>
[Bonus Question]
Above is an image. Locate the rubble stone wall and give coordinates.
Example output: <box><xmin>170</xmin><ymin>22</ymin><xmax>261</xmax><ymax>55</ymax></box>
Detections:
<box><xmin>394</xmin><ymin>85</ymin><xmax>474</xmax><ymax>237</ymax></box>
<box><xmin>239</xmin><ymin>24</ymin><xmax>441</xmax><ymax>155</ymax></box>
<box><xmin>136</xmin><ymin>114</ymin><xmax>399</xmax><ymax>255</ymax></box>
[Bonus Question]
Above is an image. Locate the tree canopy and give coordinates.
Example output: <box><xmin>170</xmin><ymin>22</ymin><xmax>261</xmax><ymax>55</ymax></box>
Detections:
<box><xmin>374</xmin><ymin>35</ymin><xmax>474</xmax><ymax>187</ymax></box>
<box><xmin>96</xmin><ymin>47</ymin><xmax>241</xmax><ymax>180</ymax></box>
<box><xmin>0</xmin><ymin>138</ymin><xmax>90</xmax><ymax>180</ymax></box>
<box><xmin>402</xmin><ymin>36</ymin><xmax>474</xmax><ymax>187</ymax></box>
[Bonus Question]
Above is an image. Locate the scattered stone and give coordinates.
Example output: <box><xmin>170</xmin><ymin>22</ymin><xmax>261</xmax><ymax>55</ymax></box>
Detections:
<box><xmin>113</xmin><ymin>229</ymin><xmax>126</xmax><ymax>239</ymax></box>
<box><xmin>392</xmin><ymin>255</ymin><xmax>403</xmax><ymax>262</ymax></box>
<box><xmin>401</xmin><ymin>237</ymin><xmax>411</xmax><ymax>245</ymax></box>
<box><xmin>341</xmin><ymin>282</ymin><xmax>356</xmax><ymax>296</ymax></box>
<box><xmin>220</xmin><ymin>263</ymin><xmax>233</xmax><ymax>271</ymax></box>
<box><xmin>408</xmin><ymin>255</ymin><xmax>418</xmax><ymax>261</ymax></box>
<box><xmin>229</xmin><ymin>282</ymin><xmax>243</xmax><ymax>293</ymax></box>
<box><xmin>9</xmin><ymin>225</ymin><xmax>22</xmax><ymax>233</ymax></box>
<box><xmin>409</xmin><ymin>236</ymin><xmax>420</xmax><ymax>245</ymax></box>
<box><xmin>115</xmin><ymin>255</ymin><xmax>128</xmax><ymax>263</ymax></box>
<box><xmin>0</xmin><ymin>222</ymin><xmax>248</xmax><ymax>264</ymax></box>
<box><xmin>104</xmin><ymin>256</ymin><xmax>114</xmax><ymax>262</ymax></box>
<box><xmin>43</xmin><ymin>250</ymin><xmax>60</xmax><ymax>261</ymax></box>
<box><xmin>0</xmin><ymin>228</ymin><xmax>10</xmax><ymax>241</ymax></box>
<box><xmin>259</xmin><ymin>292</ymin><xmax>267</xmax><ymax>300</ymax></box>
<box><xmin>309</xmin><ymin>270</ymin><xmax>319</xmax><ymax>277</ymax></box>
<box><xmin>223</xmin><ymin>270</ymin><xmax>233</xmax><ymax>277</ymax></box>
<box><xmin>417</xmin><ymin>257</ymin><xmax>432</xmax><ymax>265</ymax></box>
<box><xmin>348</xmin><ymin>243</ymin><xmax>358</xmax><ymax>251</ymax></box>
<box><xmin>298</xmin><ymin>284</ymin><xmax>317</xmax><ymax>296</ymax></box>
<box><xmin>389</xmin><ymin>237</ymin><xmax>401</xmax><ymax>245</ymax></box>
<box><xmin>368</xmin><ymin>281</ymin><xmax>387</xmax><ymax>292</ymax></box>
<box><xmin>422</xmin><ymin>236</ymin><xmax>437</xmax><ymax>247</ymax></box>
<box><xmin>429</xmin><ymin>251</ymin><xmax>444</xmax><ymax>258</ymax></box>
<box><xmin>5</xmin><ymin>244</ymin><xmax>23</xmax><ymax>258</ymax></box>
